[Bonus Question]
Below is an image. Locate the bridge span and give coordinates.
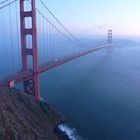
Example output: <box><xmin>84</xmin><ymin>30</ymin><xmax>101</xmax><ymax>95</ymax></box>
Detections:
<box><xmin>0</xmin><ymin>45</ymin><xmax>109</xmax><ymax>88</ymax></box>
<box><xmin>0</xmin><ymin>0</ymin><xmax>112</xmax><ymax>100</ymax></box>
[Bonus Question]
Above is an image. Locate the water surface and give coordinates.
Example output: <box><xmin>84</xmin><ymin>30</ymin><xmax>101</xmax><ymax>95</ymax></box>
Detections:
<box><xmin>40</xmin><ymin>45</ymin><xmax>140</xmax><ymax>140</ymax></box>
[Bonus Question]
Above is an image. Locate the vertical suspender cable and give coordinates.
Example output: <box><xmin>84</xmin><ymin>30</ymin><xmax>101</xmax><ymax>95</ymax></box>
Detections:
<box><xmin>15</xmin><ymin>0</ymin><xmax>21</xmax><ymax>70</ymax></box>
<box><xmin>9</xmin><ymin>4</ymin><xmax>15</xmax><ymax>73</ymax></box>
<box><xmin>0</xmin><ymin>10</ymin><xmax>4</xmax><ymax>76</ymax></box>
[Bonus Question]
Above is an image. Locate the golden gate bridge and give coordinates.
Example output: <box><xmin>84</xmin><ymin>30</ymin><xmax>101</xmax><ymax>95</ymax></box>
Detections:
<box><xmin>0</xmin><ymin>0</ymin><xmax>112</xmax><ymax>101</ymax></box>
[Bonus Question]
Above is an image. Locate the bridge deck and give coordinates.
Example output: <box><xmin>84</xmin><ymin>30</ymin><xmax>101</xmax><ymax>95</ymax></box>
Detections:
<box><xmin>0</xmin><ymin>45</ymin><xmax>108</xmax><ymax>88</ymax></box>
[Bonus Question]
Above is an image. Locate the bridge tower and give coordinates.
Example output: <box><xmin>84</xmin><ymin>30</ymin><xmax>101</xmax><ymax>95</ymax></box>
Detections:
<box><xmin>20</xmin><ymin>0</ymin><xmax>41</xmax><ymax>100</ymax></box>
<box><xmin>107</xmin><ymin>30</ymin><xmax>112</xmax><ymax>46</ymax></box>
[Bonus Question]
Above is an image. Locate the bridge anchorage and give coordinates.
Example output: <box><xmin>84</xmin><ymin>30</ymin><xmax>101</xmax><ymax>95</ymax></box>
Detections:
<box><xmin>0</xmin><ymin>0</ymin><xmax>113</xmax><ymax>101</ymax></box>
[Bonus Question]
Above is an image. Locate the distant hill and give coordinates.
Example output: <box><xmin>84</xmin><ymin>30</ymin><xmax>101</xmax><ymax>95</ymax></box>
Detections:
<box><xmin>112</xmin><ymin>38</ymin><xmax>140</xmax><ymax>47</ymax></box>
<box><xmin>80</xmin><ymin>37</ymin><xmax>140</xmax><ymax>48</ymax></box>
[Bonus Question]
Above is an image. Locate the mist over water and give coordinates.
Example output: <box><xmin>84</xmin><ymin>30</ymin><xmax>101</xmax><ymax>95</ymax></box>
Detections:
<box><xmin>1</xmin><ymin>38</ymin><xmax>140</xmax><ymax>140</ymax></box>
<box><xmin>40</xmin><ymin>40</ymin><xmax>140</xmax><ymax>140</ymax></box>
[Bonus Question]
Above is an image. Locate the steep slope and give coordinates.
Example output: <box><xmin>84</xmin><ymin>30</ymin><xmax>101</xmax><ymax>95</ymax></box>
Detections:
<box><xmin>0</xmin><ymin>87</ymin><xmax>64</xmax><ymax>140</ymax></box>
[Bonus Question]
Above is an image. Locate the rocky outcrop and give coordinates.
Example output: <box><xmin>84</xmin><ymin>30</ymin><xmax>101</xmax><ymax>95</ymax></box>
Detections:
<box><xmin>0</xmin><ymin>87</ymin><xmax>64</xmax><ymax>140</ymax></box>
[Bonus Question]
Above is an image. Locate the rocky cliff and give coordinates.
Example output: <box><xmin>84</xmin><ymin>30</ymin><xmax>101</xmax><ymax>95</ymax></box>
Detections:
<box><xmin>0</xmin><ymin>87</ymin><xmax>65</xmax><ymax>140</ymax></box>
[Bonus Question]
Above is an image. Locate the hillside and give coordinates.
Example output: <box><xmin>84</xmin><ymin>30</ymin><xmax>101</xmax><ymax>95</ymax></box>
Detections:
<box><xmin>0</xmin><ymin>87</ymin><xmax>65</xmax><ymax>140</ymax></box>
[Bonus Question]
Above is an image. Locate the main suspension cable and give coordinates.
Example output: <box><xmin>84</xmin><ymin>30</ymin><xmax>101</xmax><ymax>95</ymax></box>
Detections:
<box><xmin>39</xmin><ymin>0</ymin><xmax>89</xmax><ymax>48</ymax></box>
<box><xmin>0</xmin><ymin>0</ymin><xmax>17</xmax><ymax>10</ymax></box>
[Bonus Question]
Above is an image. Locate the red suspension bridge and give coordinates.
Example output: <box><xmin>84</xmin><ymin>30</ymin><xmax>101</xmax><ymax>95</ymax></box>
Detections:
<box><xmin>0</xmin><ymin>0</ymin><xmax>112</xmax><ymax>101</ymax></box>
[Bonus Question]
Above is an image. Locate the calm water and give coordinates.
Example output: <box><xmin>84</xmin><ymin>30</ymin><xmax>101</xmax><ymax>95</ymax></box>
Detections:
<box><xmin>1</xmin><ymin>39</ymin><xmax>140</xmax><ymax>140</ymax></box>
<box><xmin>40</xmin><ymin>45</ymin><xmax>140</xmax><ymax>140</ymax></box>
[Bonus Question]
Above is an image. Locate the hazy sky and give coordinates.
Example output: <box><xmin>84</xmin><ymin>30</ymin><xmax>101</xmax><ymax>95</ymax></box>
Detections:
<box><xmin>45</xmin><ymin>0</ymin><xmax>140</xmax><ymax>37</ymax></box>
<box><xmin>0</xmin><ymin>0</ymin><xmax>140</xmax><ymax>37</ymax></box>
